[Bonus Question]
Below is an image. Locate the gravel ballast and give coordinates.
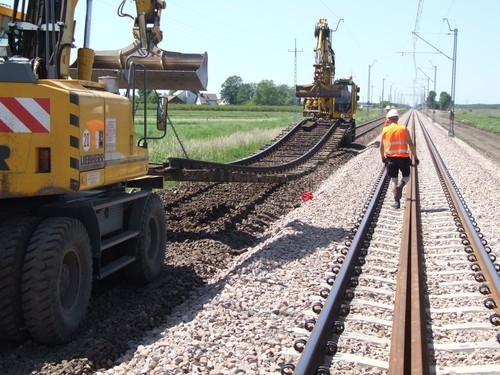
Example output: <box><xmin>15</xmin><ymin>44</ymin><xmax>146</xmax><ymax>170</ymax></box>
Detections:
<box><xmin>98</xmin><ymin>114</ymin><xmax>500</xmax><ymax>374</ymax></box>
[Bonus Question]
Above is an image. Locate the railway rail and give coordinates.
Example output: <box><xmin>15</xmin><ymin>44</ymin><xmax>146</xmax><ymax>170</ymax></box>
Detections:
<box><xmin>148</xmin><ymin>116</ymin><xmax>385</xmax><ymax>183</ymax></box>
<box><xmin>283</xmin><ymin>110</ymin><xmax>500</xmax><ymax>374</ymax></box>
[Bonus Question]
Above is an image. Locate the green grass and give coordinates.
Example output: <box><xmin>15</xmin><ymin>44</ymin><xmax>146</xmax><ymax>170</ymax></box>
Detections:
<box><xmin>136</xmin><ymin>109</ymin><xmax>300</xmax><ymax>163</ymax></box>
<box><xmin>455</xmin><ymin>108</ymin><xmax>500</xmax><ymax>135</ymax></box>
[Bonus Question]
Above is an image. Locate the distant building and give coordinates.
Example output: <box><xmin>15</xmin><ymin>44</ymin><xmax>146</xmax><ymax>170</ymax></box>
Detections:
<box><xmin>172</xmin><ymin>90</ymin><xmax>198</xmax><ymax>104</ymax></box>
<box><xmin>167</xmin><ymin>91</ymin><xmax>220</xmax><ymax>105</ymax></box>
<box><xmin>196</xmin><ymin>93</ymin><xmax>219</xmax><ymax>105</ymax></box>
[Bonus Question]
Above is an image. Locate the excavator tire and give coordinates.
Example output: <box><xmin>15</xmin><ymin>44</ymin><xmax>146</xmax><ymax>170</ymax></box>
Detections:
<box><xmin>0</xmin><ymin>216</ymin><xmax>40</xmax><ymax>342</ymax></box>
<box><xmin>123</xmin><ymin>193</ymin><xmax>166</xmax><ymax>285</ymax></box>
<box><xmin>21</xmin><ymin>217</ymin><xmax>92</xmax><ymax>344</ymax></box>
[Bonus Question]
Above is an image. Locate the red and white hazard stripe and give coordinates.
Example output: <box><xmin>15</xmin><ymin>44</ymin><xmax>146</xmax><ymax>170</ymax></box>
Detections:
<box><xmin>0</xmin><ymin>97</ymin><xmax>50</xmax><ymax>133</ymax></box>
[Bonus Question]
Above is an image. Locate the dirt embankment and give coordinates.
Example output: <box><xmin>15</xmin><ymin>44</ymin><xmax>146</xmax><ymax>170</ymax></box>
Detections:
<box><xmin>425</xmin><ymin>109</ymin><xmax>500</xmax><ymax>164</ymax></box>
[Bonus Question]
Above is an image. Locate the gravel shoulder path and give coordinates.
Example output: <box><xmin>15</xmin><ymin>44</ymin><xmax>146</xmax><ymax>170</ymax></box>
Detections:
<box><xmin>426</xmin><ymin>109</ymin><xmax>500</xmax><ymax>165</ymax></box>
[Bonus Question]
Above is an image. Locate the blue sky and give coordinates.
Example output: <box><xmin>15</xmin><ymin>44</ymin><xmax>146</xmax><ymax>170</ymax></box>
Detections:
<box><xmin>6</xmin><ymin>0</ymin><xmax>499</xmax><ymax>105</ymax></box>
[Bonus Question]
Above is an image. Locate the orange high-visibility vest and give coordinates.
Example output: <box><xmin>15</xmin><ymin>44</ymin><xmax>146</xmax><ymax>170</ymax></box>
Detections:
<box><xmin>382</xmin><ymin>123</ymin><xmax>410</xmax><ymax>158</ymax></box>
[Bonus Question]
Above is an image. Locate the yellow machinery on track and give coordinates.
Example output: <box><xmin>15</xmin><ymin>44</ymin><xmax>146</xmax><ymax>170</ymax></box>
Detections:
<box><xmin>0</xmin><ymin>0</ymin><xmax>206</xmax><ymax>344</ymax></box>
<box><xmin>296</xmin><ymin>18</ymin><xmax>360</xmax><ymax>144</ymax></box>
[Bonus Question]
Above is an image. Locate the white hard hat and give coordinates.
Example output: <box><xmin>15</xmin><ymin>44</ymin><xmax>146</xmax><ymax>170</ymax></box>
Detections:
<box><xmin>385</xmin><ymin>105</ymin><xmax>391</xmax><ymax>110</ymax></box>
<box><xmin>387</xmin><ymin>109</ymin><xmax>399</xmax><ymax>118</ymax></box>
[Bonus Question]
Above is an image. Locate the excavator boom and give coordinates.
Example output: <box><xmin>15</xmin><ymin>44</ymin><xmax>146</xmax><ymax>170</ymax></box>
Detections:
<box><xmin>3</xmin><ymin>0</ymin><xmax>208</xmax><ymax>91</ymax></box>
<box><xmin>72</xmin><ymin>0</ymin><xmax>208</xmax><ymax>90</ymax></box>
<box><xmin>296</xmin><ymin>18</ymin><xmax>359</xmax><ymax>121</ymax></box>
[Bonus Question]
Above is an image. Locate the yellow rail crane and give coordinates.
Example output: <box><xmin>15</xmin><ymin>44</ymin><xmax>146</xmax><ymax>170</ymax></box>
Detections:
<box><xmin>296</xmin><ymin>18</ymin><xmax>360</xmax><ymax>144</ymax></box>
<box><xmin>0</xmin><ymin>0</ymin><xmax>207</xmax><ymax>344</ymax></box>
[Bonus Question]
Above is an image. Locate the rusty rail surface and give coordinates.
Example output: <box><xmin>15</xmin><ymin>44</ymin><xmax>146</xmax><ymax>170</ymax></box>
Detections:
<box><xmin>389</xmin><ymin>112</ymin><xmax>429</xmax><ymax>374</ymax></box>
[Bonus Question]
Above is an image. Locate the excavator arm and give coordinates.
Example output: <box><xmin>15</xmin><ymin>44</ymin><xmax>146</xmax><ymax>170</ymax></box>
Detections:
<box><xmin>313</xmin><ymin>18</ymin><xmax>335</xmax><ymax>86</ymax></box>
<box><xmin>85</xmin><ymin>0</ymin><xmax>207</xmax><ymax>91</ymax></box>
<box><xmin>295</xmin><ymin>18</ymin><xmax>358</xmax><ymax>121</ymax></box>
<box><xmin>134</xmin><ymin>0</ymin><xmax>165</xmax><ymax>47</ymax></box>
<box><xmin>1</xmin><ymin>0</ymin><xmax>207</xmax><ymax>90</ymax></box>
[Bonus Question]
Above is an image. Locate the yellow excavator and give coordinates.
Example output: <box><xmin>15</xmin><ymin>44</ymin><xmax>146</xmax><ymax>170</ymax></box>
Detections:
<box><xmin>0</xmin><ymin>0</ymin><xmax>206</xmax><ymax>344</ymax></box>
<box><xmin>296</xmin><ymin>18</ymin><xmax>359</xmax><ymax>144</ymax></box>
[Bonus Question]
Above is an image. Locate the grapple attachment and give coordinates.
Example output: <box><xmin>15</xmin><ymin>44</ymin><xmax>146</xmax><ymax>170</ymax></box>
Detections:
<box><xmin>70</xmin><ymin>42</ymin><xmax>208</xmax><ymax>91</ymax></box>
<box><xmin>295</xmin><ymin>82</ymin><xmax>343</xmax><ymax>98</ymax></box>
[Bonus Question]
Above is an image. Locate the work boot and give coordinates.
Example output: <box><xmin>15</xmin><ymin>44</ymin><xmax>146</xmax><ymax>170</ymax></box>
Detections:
<box><xmin>391</xmin><ymin>199</ymin><xmax>400</xmax><ymax>209</ymax></box>
<box><xmin>395</xmin><ymin>184</ymin><xmax>404</xmax><ymax>201</ymax></box>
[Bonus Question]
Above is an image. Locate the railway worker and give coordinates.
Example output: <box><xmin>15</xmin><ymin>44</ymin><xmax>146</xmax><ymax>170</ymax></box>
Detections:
<box><xmin>384</xmin><ymin>105</ymin><xmax>392</xmax><ymax>126</ymax></box>
<box><xmin>379</xmin><ymin>109</ymin><xmax>419</xmax><ymax>209</ymax></box>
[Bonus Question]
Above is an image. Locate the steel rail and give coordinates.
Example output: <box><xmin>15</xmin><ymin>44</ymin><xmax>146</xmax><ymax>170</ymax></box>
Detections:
<box><xmin>387</xmin><ymin>112</ymin><xmax>428</xmax><ymax>374</ymax></box>
<box><xmin>388</xmin><ymin>160</ymin><xmax>412</xmax><ymax>374</ymax></box>
<box><xmin>227</xmin><ymin>118</ymin><xmax>325</xmax><ymax>166</ymax></box>
<box><xmin>409</xmin><ymin>113</ymin><xmax>430</xmax><ymax>374</ymax></box>
<box><xmin>418</xmin><ymin>112</ymin><xmax>500</xmax><ymax>316</ymax></box>
<box><xmin>167</xmin><ymin>122</ymin><xmax>343</xmax><ymax>173</ymax></box>
<box><xmin>159</xmin><ymin>122</ymin><xmax>349</xmax><ymax>183</ymax></box>
<box><xmin>387</xmin><ymin>111</ymin><xmax>429</xmax><ymax>374</ymax></box>
<box><xmin>227</xmin><ymin>118</ymin><xmax>309</xmax><ymax>166</ymax></box>
<box><xmin>355</xmin><ymin>118</ymin><xmax>385</xmax><ymax>138</ymax></box>
<box><xmin>291</xmin><ymin>169</ymin><xmax>388</xmax><ymax>374</ymax></box>
<box><xmin>150</xmin><ymin>112</ymin><xmax>390</xmax><ymax>185</ymax></box>
<box><xmin>152</xmin><ymin>115</ymin><xmax>385</xmax><ymax>183</ymax></box>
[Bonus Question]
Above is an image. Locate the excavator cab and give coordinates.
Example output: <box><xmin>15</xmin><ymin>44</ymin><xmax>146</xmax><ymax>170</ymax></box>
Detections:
<box><xmin>332</xmin><ymin>79</ymin><xmax>359</xmax><ymax>120</ymax></box>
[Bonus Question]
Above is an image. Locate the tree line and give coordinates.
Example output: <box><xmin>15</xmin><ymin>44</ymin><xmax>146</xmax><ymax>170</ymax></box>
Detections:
<box><xmin>135</xmin><ymin>80</ymin><xmax>460</xmax><ymax>110</ymax></box>
<box><xmin>220</xmin><ymin>76</ymin><xmax>297</xmax><ymax>105</ymax></box>
<box><xmin>426</xmin><ymin>91</ymin><xmax>452</xmax><ymax>110</ymax></box>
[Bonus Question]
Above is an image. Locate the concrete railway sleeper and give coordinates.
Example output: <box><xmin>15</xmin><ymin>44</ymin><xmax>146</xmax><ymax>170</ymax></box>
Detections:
<box><xmin>283</xmin><ymin>109</ymin><xmax>499</xmax><ymax>374</ymax></box>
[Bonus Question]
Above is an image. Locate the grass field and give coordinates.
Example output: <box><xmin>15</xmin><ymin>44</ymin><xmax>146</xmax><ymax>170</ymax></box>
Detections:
<box><xmin>141</xmin><ymin>110</ymin><xmax>300</xmax><ymax>164</ymax></box>
<box><xmin>454</xmin><ymin>108</ymin><xmax>500</xmax><ymax>135</ymax></box>
<box><xmin>136</xmin><ymin>106</ymin><xmax>385</xmax><ymax>164</ymax></box>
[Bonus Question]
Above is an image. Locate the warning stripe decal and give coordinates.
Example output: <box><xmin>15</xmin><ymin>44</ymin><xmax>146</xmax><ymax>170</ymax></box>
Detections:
<box><xmin>0</xmin><ymin>97</ymin><xmax>50</xmax><ymax>133</ymax></box>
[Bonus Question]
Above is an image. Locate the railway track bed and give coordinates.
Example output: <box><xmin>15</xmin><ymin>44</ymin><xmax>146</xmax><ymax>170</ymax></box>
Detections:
<box><xmin>0</xmin><ymin>113</ymin><xmax>498</xmax><ymax>374</ymax></box>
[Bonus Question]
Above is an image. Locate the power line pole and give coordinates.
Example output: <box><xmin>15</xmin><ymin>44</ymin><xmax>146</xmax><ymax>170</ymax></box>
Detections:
<box><xmin>289</xmin><ymin>38</ymin><xmax>303</xmax><ymax>90</ymax></box>
<box><xmin>444</xmin><ymin>18</ymin><xmax>458</xmax><ymax>136</ymax></box>
<box><xmin>289</xmin><ymin>38</ymin><xmax>303</xmax><ymax>112</ymax></box>
<box><xmin>367</xmin><ymin>60</ymin><xmax>376</xmax><ymax>115</ymax></box>
<box><xmin>429</xmin><ymin>60</ymin><xmax>437</xmax><ymax>93</ymax></box>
